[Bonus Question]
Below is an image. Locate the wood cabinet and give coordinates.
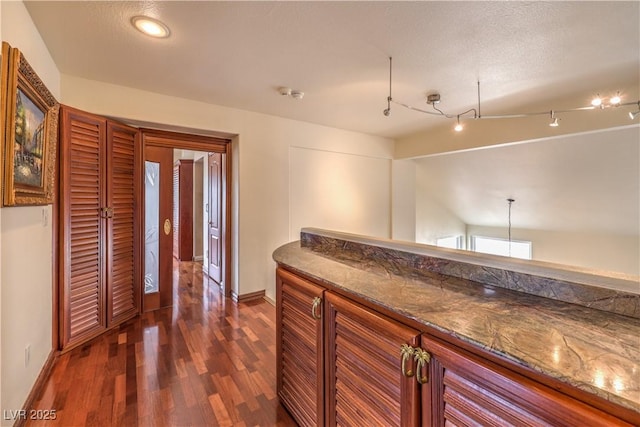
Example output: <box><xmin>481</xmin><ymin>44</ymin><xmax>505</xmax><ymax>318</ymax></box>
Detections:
<box><xmin>325</xmin><ymin>292</ymin><xmax>420</xmax><ymax>426</ymax></box>
<box><xmin>275</xmin><ymin>267</ymin><xmax>638</xmax><ymax>427</ymax></box>
<box><xmin>419</xmin><ymin>334</ymin><xmax>632</xmax><ymax>427</ymax></box>
<box><xmin>276</xmin><ymin>268</ymin><xmax>325</xmax><ymax>427</ymax></box>
<box><xmin>173</xmin><ymin>159</ymin><xmax>193</xmax><ymax>261</ymax></box>
<box><xmin>59</xmin><ymin>105</ymin><xmax>140</xmax><ymax>351</ymax></box>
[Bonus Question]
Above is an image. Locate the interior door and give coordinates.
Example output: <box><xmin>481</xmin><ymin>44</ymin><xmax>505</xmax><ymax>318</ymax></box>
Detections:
<box><xmin>144</xmin><ymin>146</ymin><xmax>174</xmax><ymax>311</ymax></box>
<box><xmin>208</xmin><ymin>152</ymin><xmax>223</xmax><ymax>284</ymax></box>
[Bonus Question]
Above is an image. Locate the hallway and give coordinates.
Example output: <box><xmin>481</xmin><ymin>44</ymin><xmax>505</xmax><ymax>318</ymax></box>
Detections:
<box><xmin>26</xmin><ymin>262</ymin><xmax>296</xmax><ymax>426</ymax></box>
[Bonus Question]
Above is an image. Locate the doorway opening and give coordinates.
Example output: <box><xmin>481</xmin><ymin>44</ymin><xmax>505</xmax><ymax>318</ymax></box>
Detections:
<box><xmin>141</xmin><ymin>129</ymin><xmax>231</xmax><ymax>313</ymax></box>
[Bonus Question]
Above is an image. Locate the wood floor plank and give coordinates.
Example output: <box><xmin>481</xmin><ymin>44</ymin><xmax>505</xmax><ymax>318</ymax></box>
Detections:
<box><xmin>25</xmin><ymin>261</ymin><xmax>297</xmax><ymax>426</ymax></box>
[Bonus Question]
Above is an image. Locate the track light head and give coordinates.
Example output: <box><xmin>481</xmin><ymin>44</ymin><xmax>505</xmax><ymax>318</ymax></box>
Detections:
<box><xmin>629</xmin><ymin>102</ymin><xmax>640</xmax><ymax>120</ymax></box>
<box><xmin>610</xmin><ymin>92</ymin><xmax>621</xmax><ymax>105</ymax></box>
<box><xmin>454</xmin><ymin>115</ymin><xmax>463</xmax><ymax>132</ymax></box>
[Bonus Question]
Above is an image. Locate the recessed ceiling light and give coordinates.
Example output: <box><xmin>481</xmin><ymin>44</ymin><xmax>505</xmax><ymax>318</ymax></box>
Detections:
<box><xmin>131</xmin><ymin>16</ymin><xmax>170</xmax><ymax>38</ymax></box>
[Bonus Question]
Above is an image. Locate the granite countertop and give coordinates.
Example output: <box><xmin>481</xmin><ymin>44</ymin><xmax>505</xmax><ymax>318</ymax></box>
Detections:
<box><xmin>273</xmin><ymin>240</ymin><xmax>640</xmax><ymax>414</ymax></box>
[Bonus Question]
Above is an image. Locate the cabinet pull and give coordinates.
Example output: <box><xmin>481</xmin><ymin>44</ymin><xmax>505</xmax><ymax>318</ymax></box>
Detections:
<box><xmin>414</xmin><ymin>348</ymin><xmax>431</xmax><ymax>384</ymax></box>
<box><xmin>100</xmin><ymin>207</ymin><xmax>114</xmax><ymax>218</ymax></box>
<box><xmin>311</xmin><ymin>297</ymin><xmax>322</xmax><ymax>320</ymax></box>
<box><xmin>400</xmin><ymin>344</ymin><xmax>415</xmax><ymax>377</ymax></box>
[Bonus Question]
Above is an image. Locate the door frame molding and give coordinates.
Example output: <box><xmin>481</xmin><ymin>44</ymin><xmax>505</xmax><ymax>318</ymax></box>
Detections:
<box><xmin>140</xmin><ymin>128</ymin><xmax>232</xmax><ymax>300</ymax></box>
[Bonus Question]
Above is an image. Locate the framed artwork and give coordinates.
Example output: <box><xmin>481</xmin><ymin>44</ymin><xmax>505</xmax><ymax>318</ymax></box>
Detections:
<box><xmin>1</xmin><ymin>41</ymin><xmax>59</xmax><ymax>206</ymax></box>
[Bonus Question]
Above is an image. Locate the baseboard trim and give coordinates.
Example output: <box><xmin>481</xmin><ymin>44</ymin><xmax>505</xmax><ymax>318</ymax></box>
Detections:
<box><xmin>15</xmin><ymin>350</ymin><xmax>57</xmax><ymax>427</ymax></box>
<box><xmin>263</xmin><ymin>295</ymin><xmax>276</xmax><ymax>306</ymax></box>
<box><xmin>231</xmin><ymin>290</ymin><xmax>266</xmax><ymax>303</ymax></box>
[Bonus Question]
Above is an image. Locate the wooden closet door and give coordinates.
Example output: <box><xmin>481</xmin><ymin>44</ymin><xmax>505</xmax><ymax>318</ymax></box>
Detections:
<box><xmin>59</xmin><ymin>106</ymin><xmax>107</xmax><ymax>348</ymax></box>
<box><xmin>106</xmin><ymin>121</ymin><xmax>140</xmax><ymax>326</ymax></box>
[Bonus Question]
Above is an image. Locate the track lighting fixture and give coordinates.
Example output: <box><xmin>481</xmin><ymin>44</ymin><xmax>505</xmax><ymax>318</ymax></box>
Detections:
<box><xmin>381</xmin><ymin>57</ymin><xmax>640</xmax><ymax>133</ymax></box>
<box><xmin>629</xmin><ymin>102</ymin><xmax>640</xmax><ymax>120</ymax></box>
<box><xmin>610</xmin><ymin>92</ymin><xmax>621</xmax><ymax>106</ymax></box>
<box><xmin>454</xmin><ymin>116</ymin><xmax>463</xmax><ymax>132</ymax></box>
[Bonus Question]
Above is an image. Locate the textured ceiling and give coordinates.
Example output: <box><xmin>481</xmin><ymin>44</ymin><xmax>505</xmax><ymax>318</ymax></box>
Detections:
<box><xmin>21</xmin><ymin>1</ymin><xmax>640</xmax><ymax>242</ymax></box>
<box><xmin>24</xmin><ymin>1</ymin><xmax>640</xmax><ymax>138</ymax></box>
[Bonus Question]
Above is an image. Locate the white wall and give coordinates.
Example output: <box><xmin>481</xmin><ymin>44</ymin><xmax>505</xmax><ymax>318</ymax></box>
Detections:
<box><xmin>415</xmin><ymin>166</ymin><xmax>466</xmax><ymax>247</ymax></box>
<box><xmin>467</xmin><ymin>225</ymin><xmax>640</xmax><ymax>276</ymax></box>
<box><xmin>60</xmin><ymin>75</ymin><xmax>394</xmax><ymax>302</ymax></box>
<box><xmin>391</xmin><ymin>159</ymin><xmax>416</xmax><ymax>242</ymax></box>
<box><xmin>0</xmin><ymin>2</ymin><xmax>60</xmax><ymax>423</ymax></box>
<box><xmin>289</xmin><ymin>147</ymin><xmax>391</xmax><ymax>240</ymax></box>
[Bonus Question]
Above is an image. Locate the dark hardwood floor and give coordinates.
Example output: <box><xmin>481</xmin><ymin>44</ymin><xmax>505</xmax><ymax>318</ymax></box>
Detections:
<box><xmin>26</xmin><ymin>261</ymin><xmax>297</xmax><ymax>426</ymax></box>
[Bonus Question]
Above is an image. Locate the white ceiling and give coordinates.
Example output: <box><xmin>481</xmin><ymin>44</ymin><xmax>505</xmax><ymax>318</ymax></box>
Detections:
<box><xmin>21</xmin><ymin>1</ymin><xmax>640</xmax><ymax>238</ymax></box>
<box><xmin>23</xmin><ymin>1</ymin><xmax>640</xmax><ymax>139</ymax></box>
<box><xmin>415</xmin><ymin>126</ymin><xmax>640</xmax><ymax>235</ymax></box>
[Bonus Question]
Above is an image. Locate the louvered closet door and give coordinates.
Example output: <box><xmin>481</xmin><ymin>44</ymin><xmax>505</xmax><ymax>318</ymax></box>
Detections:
<box><xmin>106</xmin><ymin>122</ymin><xmax>139</xmax><ymax>325</ymax></box>
<box><xmin>60</xmin><ymin>107</ymin><xmax>107</xmax><ymax>348</ymax></box>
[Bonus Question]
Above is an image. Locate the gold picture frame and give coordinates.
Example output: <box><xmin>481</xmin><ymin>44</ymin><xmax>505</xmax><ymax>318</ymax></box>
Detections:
<box><xmin>1</xmin><ymin>41</ymin><xmax>58</xmax><ymax>206</ymax></box>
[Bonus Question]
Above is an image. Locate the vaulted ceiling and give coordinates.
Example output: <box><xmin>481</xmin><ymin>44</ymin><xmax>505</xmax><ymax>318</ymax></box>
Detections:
<box><xmin>24</xmin><ymin>1</ymin><xmax>640</xmax><ymax>139</ymax></box>
<box><xmin>415</xmin><ymin>126</ymin><xmax>640</xmax><ymax>236</ymax></box>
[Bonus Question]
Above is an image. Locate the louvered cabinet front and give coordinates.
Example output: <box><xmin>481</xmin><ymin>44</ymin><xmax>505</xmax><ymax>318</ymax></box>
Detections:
<box><xmin>276</xmin><ymin>268</ymin><xmax>325</xmax><ymax>427</ymax></box>
<box><xmin>419</xmin><ymin>334</ymin><xmax>632</xmax><ymax>427</ymax></box>
<box><xmin>59</xmin><ymin>106</ymin><xmax>139</xmax><ymax>351</ymax></box>
<box><xmin>325</xmin><ymin>292</ymin><xmax>420</xmax><ymax>427</ymax></box>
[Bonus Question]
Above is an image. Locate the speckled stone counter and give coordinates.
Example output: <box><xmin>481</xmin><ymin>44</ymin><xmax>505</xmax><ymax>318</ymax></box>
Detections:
<box><xmin>273</xmin><ymin>231</ymin><xmax>640</xmax><ymax>414</ymax></box>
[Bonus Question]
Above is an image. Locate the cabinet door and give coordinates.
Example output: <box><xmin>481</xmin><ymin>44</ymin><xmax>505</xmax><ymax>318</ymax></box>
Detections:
<box><xmin>105</xmin><ymin>121</ymin><xmax>140</xmax><ymax>326</ymax></box>
<box><xmin>276</xmin><ymin>268</ymin><xmax>325</xmax><ymax>427</ymax></box>
<box><xmin>420</xmin><ymin>334</ymin><xmax>633</xmax><ymax>427</ymax></box>
<box><xmin>59</xmin><ymin>106</ymin><xmax>107</xmax><ymax>348</ymax></box>
<box><xmin>326</xmin><ymin>292</ymin><xmax>420</xmax><ymax>427</ymax></box>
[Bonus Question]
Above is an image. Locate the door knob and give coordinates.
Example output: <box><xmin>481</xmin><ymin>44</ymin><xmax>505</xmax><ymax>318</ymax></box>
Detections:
<box><xmin>163</xmin><ymin>219</ymin><xmax>171</xmax><ymax>235</ymax></box>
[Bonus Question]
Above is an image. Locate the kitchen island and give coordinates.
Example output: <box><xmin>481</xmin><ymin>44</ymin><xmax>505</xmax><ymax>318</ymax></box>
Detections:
<box><xmin>273</xmin><ymin>228</ymin><xmax>640</xmax><ymax>426</ymax></box>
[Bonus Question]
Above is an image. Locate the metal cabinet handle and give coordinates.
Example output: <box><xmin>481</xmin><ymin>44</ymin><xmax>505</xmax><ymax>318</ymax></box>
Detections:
<box><xmin>100</xmin><ymin>207</ymin><xmax>114</xmax><ymax>218</ymax></box>
<box><xmin>414</xmin><ymin>348</ymin><xmax>432</xmax><ymax>384</ymax></box>
<box><xmin>400</xmin><ymin>344</ymin><xmax>415</xmax><ymax>377</ymax></box>
<box><xmin>311</xmin><ymin>297</ymin><xmax>322</xmax><ymax>320</ymax></box>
